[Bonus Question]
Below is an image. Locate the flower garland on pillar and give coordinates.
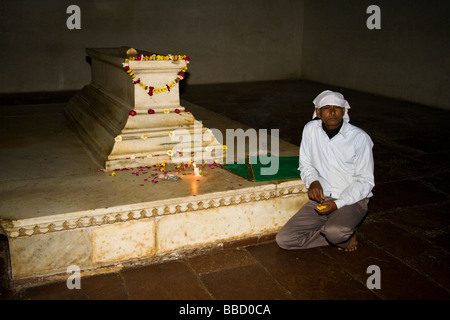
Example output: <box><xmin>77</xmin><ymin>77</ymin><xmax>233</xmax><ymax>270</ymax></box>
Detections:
<box><xmin>122</xmin><ymin>54</ymin><xmax>190</xmax><ymax>97</ymax></box>
<box><xmin>120</xmin><ymin>54</ymin><xmax>192</xmax><ymax>160</ymax></box>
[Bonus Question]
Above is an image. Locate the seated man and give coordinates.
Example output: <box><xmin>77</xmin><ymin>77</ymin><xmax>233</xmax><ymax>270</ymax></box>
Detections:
<box><xmin>276</xmin><ymin>90</ymin><xmax>375</xmax><ymax>252</ymax></box>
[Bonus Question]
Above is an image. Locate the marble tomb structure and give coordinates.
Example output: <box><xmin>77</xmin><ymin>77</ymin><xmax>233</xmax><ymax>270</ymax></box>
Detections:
<box><xmin>0</xmin><ymin>48</ymin><xmax>307</xmax><ymax>282</ymax></box>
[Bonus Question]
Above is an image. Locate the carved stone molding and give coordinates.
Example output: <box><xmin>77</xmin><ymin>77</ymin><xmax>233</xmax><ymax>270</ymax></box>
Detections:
<box><xmin>1</xmin><ymin>180</ymin><xmax>306</xmax><ymax>239</ymax></box>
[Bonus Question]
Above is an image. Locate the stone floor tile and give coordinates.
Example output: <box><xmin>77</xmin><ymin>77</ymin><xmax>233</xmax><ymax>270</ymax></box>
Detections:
<box><xmin>373</xmin><ymin>152</ymin><xmax>428</xmax><ymax>183</ymax></box>
<box><xmin>187</xmin><ymin>248</ymin><xmax>257</xmax><ymax>274</ymax></box>
<box><xmin>422</xmin><ymin>170</ymin><xmax>450</xmax><ymax>197</ymax></box>
<box><xmin>321</xmin><ymin>237</ymin><xmax>450</xmax><ymax>300</ymax></box>
<box><xmin>121</xmin><ymin>260</ymin><xmax>211</xmax><ymax>300</ymax></box>
<box><xmin>199</xmin><ymin>263</ymin><xmax>292</xmax><ymax>300</ymax></box>
<box><xmin>0</xmin><ymin>285</ymin><xmax>14</xmax><ymax>300</ymax></box>
<box><xmin>393</xmin><ymin>136</ymin><xmax>450</xmax><ymax>154</ymax></box>
<box><xmin>19</xmin><ymin>272</ymin><xmax>127</xmax><ymax>300</ymax></box>
<box><xmin>360</xmin><ymin>221</ymin><xmax>450</xmax><ymax>292</ymax></box>
<box><xmin>369</xmin><ymin>180</ymin><xmax>444</xmax><ymax>213</ymax></box>
<box><xmin>0</xmin><ymin>236</ymin><xmax>10</xmax><ymax>290</ymax></box>
<box><xmin>381</xmin><ymin>203</ymin><xmax>450</xmax><ymax>248</ymax></box>
<box><xmin>78</xmin><ymin>272</ymin><xmax>129</xmax><ymax>300</ymax></box>
<box><xmin>247</xmin><ymin>242</ymin><xmax>378</xmax><ymax>300</ymax></box>
<box><xmin>19</xmin><ymin>280</ymin><xmax>89</xmax><ymax>300</ymax></box>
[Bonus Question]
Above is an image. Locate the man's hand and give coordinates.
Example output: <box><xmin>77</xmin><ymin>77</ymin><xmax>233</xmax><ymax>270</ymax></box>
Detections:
<box><xmin>308</xmin><ymin>180</ymin><xmax>325</xmax><ymax>203</ymax></box>
<box><xmin>308</xmin><ymin>181</ymin><xmax>338</xmax><ymax>214</ymax></box>
<box><xmin>315</xmin><ymin>200</ymin><xmax>337</xmax><ymax>215</ymax></box>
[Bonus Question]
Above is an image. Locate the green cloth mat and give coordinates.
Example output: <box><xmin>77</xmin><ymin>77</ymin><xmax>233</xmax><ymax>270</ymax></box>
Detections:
<box><xmin>221</xmin><ymin>155</ymin><xmax>300</xmax><ymax>181</ymax></box>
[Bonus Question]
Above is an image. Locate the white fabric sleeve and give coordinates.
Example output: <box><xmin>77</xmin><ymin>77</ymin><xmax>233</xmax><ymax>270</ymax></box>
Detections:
<box><xmin>334</xmin><ymin>134</ymin><xmax>375</xmax><ymax>209</ymax></box>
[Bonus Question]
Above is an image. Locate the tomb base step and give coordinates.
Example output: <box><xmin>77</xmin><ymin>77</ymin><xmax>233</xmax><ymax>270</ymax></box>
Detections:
<box><xmin>65</xmin><ymin>84</ymin><xmax>224</xmax><ymax>170</ymax></box>
<box><xmin>3</xmin><ymin>180</ymin><xmax>307</xmax><ymax>280</ymax></box>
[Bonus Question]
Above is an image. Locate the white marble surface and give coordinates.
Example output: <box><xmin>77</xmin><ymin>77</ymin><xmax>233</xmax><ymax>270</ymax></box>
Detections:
<box><xmin>0</xmin><ymin>98</ymin><xmax>305</xmax><ymax>279</ymax></box>
<box><xmin>0</xmin><ymin>100</ymin><xmax>299</xmax><ymax>223</ymax></box>
<box><xmin>65</xmin><ymin>48</ymin><xmax>223</xmax><ymax>170</ymax></box>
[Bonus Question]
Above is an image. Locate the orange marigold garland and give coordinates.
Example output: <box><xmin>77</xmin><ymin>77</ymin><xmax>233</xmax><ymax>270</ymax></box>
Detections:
<box><xmin>122</xmin><ymin>54</ymin><xmax>190</xmax><ymax>97</ymax></box>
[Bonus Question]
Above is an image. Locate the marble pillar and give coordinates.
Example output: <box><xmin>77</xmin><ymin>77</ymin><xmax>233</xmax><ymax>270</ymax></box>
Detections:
<box><xmin>65</xmin><ymin>47</ymin><xmax>223</xmax><ymax>170</ymax></box>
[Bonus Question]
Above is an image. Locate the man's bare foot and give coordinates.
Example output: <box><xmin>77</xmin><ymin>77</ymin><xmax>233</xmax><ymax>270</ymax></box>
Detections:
<box><xmin>338</xmin><ymin>231</ymin><xmax>358</xmax><ymax>252</ymax></box>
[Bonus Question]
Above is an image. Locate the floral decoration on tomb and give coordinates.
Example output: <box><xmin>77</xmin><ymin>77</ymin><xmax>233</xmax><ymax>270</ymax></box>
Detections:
<box><xmin>97</xmin><ymin>160</ymin><xmax>224</xmax><ymax>185</ymax></box>
<box><xmin>122</xmin><ymin>54</ymin><xmax>190</xmax><ymax>97</ymax></box>
<box><xmin>128</xmin><ymin>108</ymin><xmax>189</xmax><ymax>117</ymax></box>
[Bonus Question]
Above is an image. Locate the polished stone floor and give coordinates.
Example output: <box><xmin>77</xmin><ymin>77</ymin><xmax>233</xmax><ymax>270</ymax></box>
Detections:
<box><xmin>1</xmin><ymin>80</ymin><xmax>449</xmax><ymax>301</ymax></box>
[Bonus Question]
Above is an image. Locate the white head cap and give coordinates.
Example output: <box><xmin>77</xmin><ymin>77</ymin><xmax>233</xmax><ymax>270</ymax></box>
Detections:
<box><xmin>312</xmin><ymin>90</ymin><xmax>351</xmax><ymax>122</ymax></box>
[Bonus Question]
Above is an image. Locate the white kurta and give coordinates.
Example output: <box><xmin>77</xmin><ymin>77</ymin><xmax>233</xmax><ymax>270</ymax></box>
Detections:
<box><xmin>299</xmin><ymin>120</ymin><xmax>375</xmax><ymax>209</ymax></box>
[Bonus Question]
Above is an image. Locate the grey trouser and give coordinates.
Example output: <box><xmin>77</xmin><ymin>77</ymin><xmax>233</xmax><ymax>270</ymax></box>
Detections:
<box><xmin>276</xmin><ymin>197</ymin><xmax>369</xmax><ymax>250</ymax></box>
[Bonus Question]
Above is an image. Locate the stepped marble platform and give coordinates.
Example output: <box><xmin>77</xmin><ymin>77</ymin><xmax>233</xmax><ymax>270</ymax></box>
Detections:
<box><xmin>0</xmin><ymin>100</ymin><xmax>306</xmax><ymax>281</ymax></box>
<box><xmin>65</xmin><ymin>48</ymin><xmax>224</xmax><ymax>170</ymax></box>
